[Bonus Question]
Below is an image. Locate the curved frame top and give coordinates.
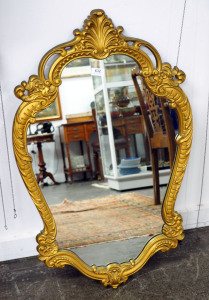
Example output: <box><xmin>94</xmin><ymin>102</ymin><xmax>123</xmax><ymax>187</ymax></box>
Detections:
<box><xmin>13</xmin><ymin>9</ymin><xmax>192</xmax><ymax>288</ymax></box>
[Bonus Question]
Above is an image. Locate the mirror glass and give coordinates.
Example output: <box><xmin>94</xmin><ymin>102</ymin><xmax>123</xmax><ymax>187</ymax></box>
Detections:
<box><xmin>27</xmin><ymin>55</ymin><xmax>178</xmax><ymax>266</ymax></box>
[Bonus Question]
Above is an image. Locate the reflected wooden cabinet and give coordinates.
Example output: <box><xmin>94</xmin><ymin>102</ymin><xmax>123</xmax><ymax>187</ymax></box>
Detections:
<box><xmin>124</xmin><ymin>115</ymin><xmax>149</xmax><ymax>163</ymax></box>
<box><xmin>102</xmin><ymin>114</ymin><xmax>149</xmax><ymax>160</ymax></box>
<box><xmin>59</xmin><ymin>116</ymin><xmax>97</xmax><ymax>182</ymax></box>
<box><xmin>91</xmin><ymin>56</ymin><xmax>152</xmax><ymax>189</ymax></box>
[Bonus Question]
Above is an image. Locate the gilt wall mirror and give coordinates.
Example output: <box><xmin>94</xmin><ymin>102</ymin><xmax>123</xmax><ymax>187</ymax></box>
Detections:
<box><xmin>13</xmin><ymin>10</ymin><xmax>192</xmax><ymax>288</ymax></box>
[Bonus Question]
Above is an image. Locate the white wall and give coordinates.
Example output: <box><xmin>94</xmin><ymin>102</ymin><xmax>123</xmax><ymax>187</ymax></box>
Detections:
<box><xmin>0</xmin><ymin>0</ymin><xmax>209</xmax><ymax>261</ymax></box>
<box><xmin>60</xmin><ymin>76</ymin><xmax>95</xmax><ymax>116</ymax></box>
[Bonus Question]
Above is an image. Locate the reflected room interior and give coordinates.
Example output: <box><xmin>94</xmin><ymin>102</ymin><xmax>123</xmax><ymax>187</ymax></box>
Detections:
<box><xmin>27</xmin><ymin>55</ymin><xmax>178</xmax><ymax>266</ymax></box>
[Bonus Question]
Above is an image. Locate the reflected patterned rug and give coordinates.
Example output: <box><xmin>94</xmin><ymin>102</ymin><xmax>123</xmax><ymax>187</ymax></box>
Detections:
<box><xmin>50</xmin><ymin>193</ymin><xmax>163</xmax><ymax>249</ymax></box>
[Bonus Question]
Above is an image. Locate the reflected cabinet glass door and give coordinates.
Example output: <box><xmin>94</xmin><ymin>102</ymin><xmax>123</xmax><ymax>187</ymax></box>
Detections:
<box><xmin>91</xmin><ymin>56</ymin><xmax>151</xmax><ymax>190</ymax></box>
<box><xmin>91</xmin><ymin>57</ymin><xmax>135</xmax><ymax>178</ymax></box>
<box><xmin>91</xmin><ymin>55</ymin><xmax>173</xmax><ymax>191</ymax></box>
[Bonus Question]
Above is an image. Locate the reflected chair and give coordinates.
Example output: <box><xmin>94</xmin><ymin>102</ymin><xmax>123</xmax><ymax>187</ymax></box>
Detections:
<box><xmin>91</xmin><ymin>108</ymin><xmax>130</xmax><ymax>180</ymax></box>
<box><xmin>132</xmin><ymin>66</ymin><xmax>176</xmax><ymax>205</ymax></box>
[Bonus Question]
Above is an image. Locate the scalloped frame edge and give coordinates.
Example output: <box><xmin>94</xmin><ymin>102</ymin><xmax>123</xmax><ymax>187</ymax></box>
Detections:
<box><xmin>13</xmin><ymin>9</ymin><xmax>192</xmax><ymax>288</ymax></box>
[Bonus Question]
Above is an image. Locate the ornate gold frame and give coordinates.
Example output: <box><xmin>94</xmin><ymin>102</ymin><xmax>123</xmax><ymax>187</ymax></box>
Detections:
<box><xmin>13</xmin><ymin>10</ymin><xmax>192</xmax><ymax>288</ymax></box>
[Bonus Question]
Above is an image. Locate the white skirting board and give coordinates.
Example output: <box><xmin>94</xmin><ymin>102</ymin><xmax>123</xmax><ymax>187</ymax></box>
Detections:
<box><xmin>195</xmin><ymin>205</ymin><xmax>209</xmax><ymax>228</ymax></box>
<box><xmin>0</xmin><ymin>233</ymin><xmax>39</xmax><ymax>262</ymax></box>
<box><xmin>173</xmin><ymin>205</ymin><xmax>209</xmax><ymax>230</ymax></box>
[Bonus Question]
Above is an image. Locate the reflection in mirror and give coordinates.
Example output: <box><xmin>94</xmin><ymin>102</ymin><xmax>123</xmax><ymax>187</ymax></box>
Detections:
<box><xmin>27</xmin><ymin>55</ymin><xmax>178</xmax><ymax>266</ymax></box>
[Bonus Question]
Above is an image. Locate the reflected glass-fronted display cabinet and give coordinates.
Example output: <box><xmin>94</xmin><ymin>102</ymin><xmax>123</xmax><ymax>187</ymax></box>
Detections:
<box><xmin>90</xmin><ymin>55</ymin><xmax>171</xmax><ymax>190</ymax></box>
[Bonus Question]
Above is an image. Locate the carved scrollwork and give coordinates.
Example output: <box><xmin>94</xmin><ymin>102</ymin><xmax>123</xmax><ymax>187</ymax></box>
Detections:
<box><xmin>80</xmin><ymin>10</ymin><xmax>125</xmax><ymax>59</ymax></box>
<box><xmin>13</xmin><ymin>9</ymin><xmax>192</xmax><ymax>288</ymax></box>
<box><xmin>92</xmin><ymin>262</ymin><xmax>135</xmax><ymax>289</ymax></box>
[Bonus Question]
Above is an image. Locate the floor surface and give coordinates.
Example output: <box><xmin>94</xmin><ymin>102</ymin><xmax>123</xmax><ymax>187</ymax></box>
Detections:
<box><xmin>41</xmin><ymin>180</ymin><xmax>164</xmax><ymax>265</ymax></box>
<box><xmin>41</xmin><ymin>180</ymin><xmax>166</xmax><ymax>205</ymax></box>
<box><xmin>1</xmin><ymin>181</ymin><xmax>208</xmax><ymax>299</ymax></box>
<box><xmin>0</xmin><ymin>227</ymin><xmax>209</xmax><ymax>299</ymax></box>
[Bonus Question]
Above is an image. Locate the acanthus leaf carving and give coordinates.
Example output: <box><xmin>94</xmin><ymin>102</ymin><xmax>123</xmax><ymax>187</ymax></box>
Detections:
<box><xmin>79</xmin><ymin>10</ymin><xmax>125</xmax><ymax>59</ymax></box>
<box><xmin>13</xmin><ymin>9</ymin><xmax>193</xmax><ymax>289</ymax></box>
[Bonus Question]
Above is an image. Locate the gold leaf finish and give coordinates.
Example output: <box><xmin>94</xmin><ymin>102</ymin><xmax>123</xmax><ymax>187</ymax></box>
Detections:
<box><xmin>13</xmin><ymin>9</ymin><xmax>192</xmax><ymax>288</ymax></box>
<box><xmin>82</xmin><ymin>10</ymin><xmax>122</xmax><ymax>58</ymax></box>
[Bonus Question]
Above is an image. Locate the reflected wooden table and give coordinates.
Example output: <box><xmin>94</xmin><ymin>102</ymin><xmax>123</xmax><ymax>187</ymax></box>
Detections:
<box><xmin>27</xmin><ymin>133</ymin><xmax>59</xmax><ymax>188</ymax></box>
<box><xmin>59</xmin><ymin>120</ymin><xmax>97</xmax><ymax>183</ymax></box>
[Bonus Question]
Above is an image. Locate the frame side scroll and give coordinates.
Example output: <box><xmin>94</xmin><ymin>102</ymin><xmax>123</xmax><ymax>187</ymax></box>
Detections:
<box><xmin>13</xmin><ymin>9</ymin><xmax>192</xmax><ymax>288</ymax></box>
